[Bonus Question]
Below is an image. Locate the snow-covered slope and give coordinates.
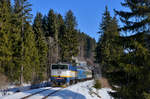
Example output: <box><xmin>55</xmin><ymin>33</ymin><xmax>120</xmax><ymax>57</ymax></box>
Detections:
<box><xmin>1</xmin><ymin>80</ymin><xmax>113</xmax><ymax>99</ymax></box>
<box><xmin>47</xmin><ymin>80</ymin><xmax>113</xmax><ymax>99</ymax></box>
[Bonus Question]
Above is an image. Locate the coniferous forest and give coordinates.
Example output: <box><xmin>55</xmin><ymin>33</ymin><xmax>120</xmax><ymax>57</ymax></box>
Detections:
<box><xmin>0</xmin><ymin>0</ymin><xmax>96</xmax><ymax>85</ymax></box>
<box><xmin>95</xmin><ymin>0</ymin><xmax>150</xmax><ymax>99</ymax></box>
<box><xmin>1</xmin><ymin>0</ymin><xmax>150</xmax><ymax>98</ymax></box>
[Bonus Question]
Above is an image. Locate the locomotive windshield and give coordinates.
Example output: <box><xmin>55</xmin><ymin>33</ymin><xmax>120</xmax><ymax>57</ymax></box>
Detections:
<box><xmin>52</xmin><ymin>64</ymin><xmax>68</xmax><ymax>69</ymax></box>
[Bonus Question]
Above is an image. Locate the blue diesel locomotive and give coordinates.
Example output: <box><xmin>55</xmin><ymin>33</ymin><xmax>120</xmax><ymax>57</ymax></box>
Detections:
<box><xmin>51</xmin><ymin>63</ymin><xmax>92</xmax><ymax>85</ymax></box>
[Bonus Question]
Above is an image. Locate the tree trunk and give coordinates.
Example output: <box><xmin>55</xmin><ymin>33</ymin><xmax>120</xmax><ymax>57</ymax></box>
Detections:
<box><xmin>20</xmin><ymin>65</ymin><xmax>23</xmax><ymax>85</ymax></box>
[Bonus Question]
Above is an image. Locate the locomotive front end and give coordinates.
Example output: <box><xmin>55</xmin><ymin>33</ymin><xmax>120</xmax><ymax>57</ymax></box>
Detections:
<box><xmin>51</xmin><ymin>64</ymin><xmax>69</xmax><ymax>85</ymax></box>
<box><xmin>51</xmin><ymin>64</ymin><xmax>77</xmax><ymax>86</ymax></box>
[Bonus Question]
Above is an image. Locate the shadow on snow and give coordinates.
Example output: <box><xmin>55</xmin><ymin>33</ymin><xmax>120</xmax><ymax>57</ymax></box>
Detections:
<box><xmin>47</xmin><ymin>89</ymin><xmax>86</xmax><ymax>99</ymax></box>
<box><xmin>2</xmin><ymin>88</ymin><xmax>86</xmax><ymax>99</ymax></box>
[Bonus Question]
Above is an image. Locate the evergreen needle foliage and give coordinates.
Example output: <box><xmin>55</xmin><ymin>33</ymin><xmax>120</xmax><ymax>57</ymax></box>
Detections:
<box><xmin>113</xmin><ymin>0</ymin><xmax>150</xmax><ymax>98</ymax></box>
<box><xmin>0</xmin><ymin>0</ymin><xmax>96</xmax><ymax>85</ymax></box>
<box><xmin>33</xmin><ymin>12</ymin><xmax>48</xmax><ymax>83</ymax></box>
<box><xmin>95</xmin><ymin>1</ymin><xmax>150</xmax><ymax>99</ymax></box>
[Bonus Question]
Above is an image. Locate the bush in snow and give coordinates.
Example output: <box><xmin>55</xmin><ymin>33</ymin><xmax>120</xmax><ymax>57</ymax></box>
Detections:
<box><xmin>93</xmin><ymin>80</ymin><xmax>101</xmax><ymax>89</ymax></box>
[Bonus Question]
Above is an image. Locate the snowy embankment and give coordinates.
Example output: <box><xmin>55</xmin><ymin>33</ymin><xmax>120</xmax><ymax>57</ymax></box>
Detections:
<box><xmin>1</xmin><ymin>80</ymin><xmax>113</xmax><ymax>99</ymax></box>
<box><xmin>47</xmin><ymin>80</ymin><xmax>113</xmax><ymax>99</ymax></box>
<box><xmin>0</xmin><ymin>82</ymin><xmax>50</xmax><ymax>97</ymax></box>
<box><xmin>0</xmin><ymin>84</ymin><xmax>31</xmax><ymax>97</ymax></box>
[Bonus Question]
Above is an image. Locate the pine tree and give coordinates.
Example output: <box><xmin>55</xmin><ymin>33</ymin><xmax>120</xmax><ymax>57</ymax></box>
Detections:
<box><xmin>14</xmin><ymin>0</ymin><xmax>39</xmax><ymax>84</ymax></box>
<box><xmin>95</xmin><ymin>7</ymin><xmax>121</xmax><ymax>72</ymax></box>
<box><xmin>33</xmin><ymin>12</ymin><xmax>48</xmax><ymax>82</ymax></box>
<box><xmin>59</xmin><ymin>23</ymin><xmax>68</xmax><ymax>62</ymax></box>
<box><xmin>47</xmin><ymin>9</ymin><xmax>58</xmax><ymax>63</ymax></box>
<box><xmin>57</xmin><ymin>14</ymin><xmax>65</xmax><ymax>40</ymax></box>
<box><xmin>47</xmin><ymin>9</ymin><xmax>58</xmax><ymax>40</ymax></box>
<box><xmin>95</xmin><ymin>6</ymin><xmax>112</xmax><ymax>66</ymax></box>
<box><xmin>0</xmin><ymin>0</ymin><xmax>13</xmax><ymax>78</ymax></box>
<box><xmin>95</xmin><ymin>6</ymin><xmax>123</xmax><ymax>90</ymax></box>
<box><xmin>63</xmin><ymin>10</ymin><xmax>79</xmax><ymax>62</ymax></box>
<box><xmin>108</xmin><ymin>0</ymin><xmax>150</xmax><ymax>98</ymax></box>
<box><xmin>56</xmin><ymin>14</ymin><xmax>65</xmax><ymax>61</ymax></box>
<box><xmin>42</xmin><ymin>15</ymin><xmax>48</xmax><ymax>37</ymax></box>
<box><xmin>23</xmin><ymin>23</ymin><xmax>39</xmax><ymax>82</ymax></box>
<box><xmin>65</xmin><ymin>10</ymin><xmax>77</xmax><ymax>30</ymax></box>
<box><xmin>9</xmin><ymin>1</ymin><xmax>23</xmax><ymax>82</ymax></box>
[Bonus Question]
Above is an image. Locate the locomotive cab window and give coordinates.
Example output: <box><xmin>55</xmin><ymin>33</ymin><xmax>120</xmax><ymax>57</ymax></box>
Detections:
<box><xmin>52</xmin><ymin>64</ymin><xmax>68</xmax><ymax>69</ymax></box>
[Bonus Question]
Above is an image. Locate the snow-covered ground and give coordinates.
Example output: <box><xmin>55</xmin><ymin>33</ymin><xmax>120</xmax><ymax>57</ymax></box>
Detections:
<box><xmin>1</xmin><ymin>80</ymin><xmax>113</xmax><ymax>99</ymax></box>
<box><xmin>47</xmin><ymin>80</ymin><xmax>113</xmax><ymax>99</ymax></box>
<box><xmin>0</xmin><ymin>82</ymin><xmax>50</xmax><ymax>97</ymax></box>
<box><xmin>0</xmin><ymin>83</ymin><xmax>31</xmax><ymax>97</ymax></box>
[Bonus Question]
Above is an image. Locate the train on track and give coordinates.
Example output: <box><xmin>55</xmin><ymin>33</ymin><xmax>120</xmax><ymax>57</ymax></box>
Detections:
<box><xmin>50</xmin><ymin>63</ymin><xmax>93</xmax><ymax>86</ymax></box>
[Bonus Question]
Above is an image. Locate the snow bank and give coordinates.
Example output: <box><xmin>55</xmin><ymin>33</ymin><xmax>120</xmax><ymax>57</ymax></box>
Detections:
<box><xmin>0</xmin><ymin>82</ymin><xmax>51</xmax><ymax>97</ymax></box>
<box><xmin>48</xmin><ymin>80</ymin><xmax>113</xmax><ymax>99</ymax></box>
<box><xmin>1</xmin><ymin>80</ymin><xmax>113</xmax><ymax>99</ymax></box>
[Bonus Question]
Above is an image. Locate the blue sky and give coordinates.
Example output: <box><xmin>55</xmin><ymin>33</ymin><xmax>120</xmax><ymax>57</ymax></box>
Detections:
<box><xmin>28</xmin><ymin>0</ymin><xmax>125</xmax><ymax>41</ymax></box>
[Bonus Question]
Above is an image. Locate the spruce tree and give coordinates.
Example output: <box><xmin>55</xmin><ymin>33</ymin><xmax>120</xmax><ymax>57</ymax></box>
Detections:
<box><xmin>9</xmin><ymin>0</ymin><xmax>23</xmax><ymax>82</ymax></box>
<box><xmin>47</xmin><ymin>9</ymin><xmax>58</xmax><ymax>40</ymax></box>
<box><xmin>57</xmin><ymin>14</ymin><xmax>65</xmax><ymax>40</ymax></box>
<box><xmin>95</xmin><ymin>7</ymin><xmax>123</xmax><ymax>96</ymax></box>
<box><xmin>33</xmin><ymin>12</ymin><xmax>48</xmax><ymax>82</ymax></box>
<box><xmin>57</xmin><ymin>14</ymin><xmax>65</xmax><ymax>61</ymax></box>
<box><xmin>47</xmin><ymin>9</ymin><xmax>58</xmax><ymax>63</ymax></box>
<box><xmin>42</xmin><ymin>15</ymin><xmax>49</xmax><ymax>37</ymax></box>
<box><xmin>0</xmin><ymin>0</ymin><xmax>13</xmax><ymax>78</ymax></box>
<box><xmin>95</xmin><ymin>7</ymin><xmax>121</xmax><ymax>73</ymax></box>
<box><xmin>14</xmin><ymin>0</ymin><xmax>39</xmax><ymax>84</ymax></box>
<box><xmin>108</xmin><ymin>0</ymin><xmax>150</xmax><ymax>98</ymax></box>
<box><xmin>59</xmin><ymin>23</ymin><xmax>68</xmax><ymax>62</ymax></box>
<box><xmin>64</xmin><ymin>10</ymin><xmax>79</xmax><ymax>62</ymax></box>
<box><xmin>23</xmin><ymin>23</ymin><xmax>39</xmax><ymax>82</ymax></box>
<box><xmin>0</xmin><ymin>0</ymin><xmax>24</xmax><ymax>82</ymax></box>
<box><xmin>95</xmin><ymin>6</ymin><xmax>112</xmax><ymax>66</ymax></box>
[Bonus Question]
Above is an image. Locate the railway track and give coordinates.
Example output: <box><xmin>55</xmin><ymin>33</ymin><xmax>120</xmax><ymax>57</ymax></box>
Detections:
<box><xmin>20</xmin><ymin>87</ymin><xmax>63</xmax><ymax>99</ymax></box>
<box><xmin>42</xmin><ymin>88</ymin><xmax>64</xmax><ymax>99</ymax></box>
